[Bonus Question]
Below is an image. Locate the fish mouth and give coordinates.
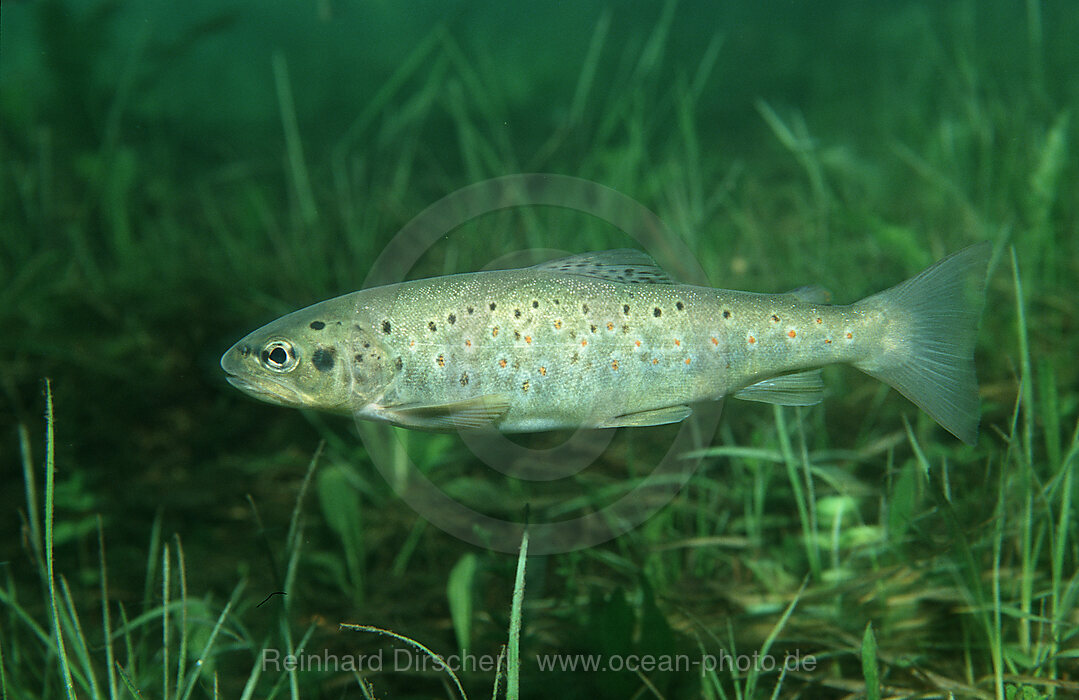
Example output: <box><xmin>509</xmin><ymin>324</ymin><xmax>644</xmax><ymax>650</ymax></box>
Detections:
<box><xmin>223</xmin><ymin>372</ymin><xmax>304</xmax><ymax>408</ymax></box>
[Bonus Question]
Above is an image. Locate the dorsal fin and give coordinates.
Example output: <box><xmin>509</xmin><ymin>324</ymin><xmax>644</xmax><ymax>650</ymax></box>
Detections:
<box><xmin>530</xmin><ymin>249</ymin><xmax>676</xmax><ymax>285</ymax></box>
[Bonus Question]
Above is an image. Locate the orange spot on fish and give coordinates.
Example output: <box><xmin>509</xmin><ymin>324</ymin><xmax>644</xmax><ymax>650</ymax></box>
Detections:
<box><xmin>611</xmin><ymin>360</ymin><xmax>619</xmax><ymax>371</ymax></box>
<box><xmin>409</xmin><ymin>340</ymin><xmax>415</xmax><ymax>348</ymax></box>
<box><xmin>684</xmin><ymin>357</ymin><xmax>691</xmax><ymax>365</ymax></box>
<box><xmin>652</xmin><ymin>358</ymin><xmax>659</xmax><ymax>365</ymax></box>
<box><xmin>825</xmin><ymin>339</ymin><xmax>832</xmax><ymax>344</ymax></box>
<box><xmin>540</xmin><ymin>366</ymin><xmax>547</xmax><ymax>376</ymax></box>
<box><xmin>581</xmin><ymin>339</ymin><xmax>588</xmax><ymax>347</ymax></box>
<box><xmin>635</xmin><ymin>340</ymin><xmax>642</xmax><ymax>347</ymax></box>
<box><xmin>465</xmin><ymin>339</ymin><xmax>472</xmax><ymax>347</ymax></box>
<box><xmin>816</xmin><ymin>317</ymin><xmax>823</xmax><ymax>324</ymax></box>
<box><xmin>437</xmin><ymin>354</ymin><xmax>445</xmax><ymax>368</ymax></box>
<box><xmin>607</xmin><ymin>322</ymin><xmax>614</xmax><ymax>331</ymax></box>
<box><xmin>492</xmin><ymin>327</ymin><xmax>499</xmax><ymax>337</ymax></box>
<box><xmin>846</xmin><ymin>332</ymin><xmax>853</xmax><ymax>339</ymax></box>
<box><xmin>499</xmin><ymin>359</ymin><xmax>507</xmax><ymax>368</ymax></box>
<box><xmin>554</xmin><ymin>319</ymin><xmax>562</xmax><ymax>330</ymax></box>
<box><xmin>748</xmin><ymin>335</ymin><xmax>756</xmax><ymax>344</ymax></box>
<box><xmin>788</xmin><ymin>330</ymin><xmax>796</xmax><ymax>338</ymax></box>
<box><xmin>525</xmin><ymin>335</ymin><xmax>532</xmax><ymax>344</ymax></box>
<box><xmin>711</xmin><ymin>337</ymin><xmax>719</xmax><ymax>346</ymax></box>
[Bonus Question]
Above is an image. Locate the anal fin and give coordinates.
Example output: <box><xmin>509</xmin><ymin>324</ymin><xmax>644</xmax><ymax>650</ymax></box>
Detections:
<box><xmin>734</xmin><ymin>370</ymin><xmax>824</xmax><ymax>406</ymax></box>
<box><xmin>381</xmin><ymin>394</ymin><xmax>511</xmax><ymax>431</ymax></box>
<box><xmin>595</xmin><ymin>404</ymin><xmax>693</xmax><ymax>428</ymax></box>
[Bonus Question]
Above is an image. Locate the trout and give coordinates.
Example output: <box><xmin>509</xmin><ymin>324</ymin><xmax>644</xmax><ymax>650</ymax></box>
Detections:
<box><xmin>221</xmin><ymin>245</ymin><xmax>990</xmax><ymax>443</ymax></box>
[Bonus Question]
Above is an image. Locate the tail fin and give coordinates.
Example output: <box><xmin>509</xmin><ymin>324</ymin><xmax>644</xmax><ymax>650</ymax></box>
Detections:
<box><xmin>853</xmin><ymin>243</ymin><xmax>991</xmax><ymax>444</ymax></box>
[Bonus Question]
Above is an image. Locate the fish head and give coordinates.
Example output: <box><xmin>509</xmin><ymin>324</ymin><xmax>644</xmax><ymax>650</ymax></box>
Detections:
<box><xmin>221</xmin><ymin>298</ymin><xmax>394</xmax><ymax>414</ymax></box>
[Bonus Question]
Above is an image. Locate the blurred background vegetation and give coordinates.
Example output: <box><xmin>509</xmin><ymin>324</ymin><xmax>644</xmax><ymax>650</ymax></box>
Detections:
<box><xmin>2</xmin><ymin>0</ymin><xmax>1077</xmax><ymax>698</ymax></box>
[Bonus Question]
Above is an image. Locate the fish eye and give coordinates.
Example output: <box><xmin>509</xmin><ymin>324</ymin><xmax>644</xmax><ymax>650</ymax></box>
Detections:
<box><xmin>260</xmin><ymin>340</ymin><xmax>298</xmax><ymax>372</ymax></box>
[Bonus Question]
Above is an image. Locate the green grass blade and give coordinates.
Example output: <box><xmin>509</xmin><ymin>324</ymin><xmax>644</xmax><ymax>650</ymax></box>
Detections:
<box><xmin>775</xmin><ymin>406</ymin><xmax>821</xmax><ymax>578</ymax></box>
<box><xmin>744</xmin><ymin>577</ymin><xmax>807</xmax><ymax>700</ymax></box>
<box><xmin>568</xmin><ymin>10</ymin><xmax>610</xmax><ymax>126</ymax></box>
<box><xmin>19</xmin><ymin>422</ymin><xmax>43</xmax><ymax>571</ymax></box>
<box><xmin>507</xmin><ymin>527</ymin><xmax>529</xmax><ymax>700</ymax></box>
<box><xmin>43</xmin><ymin>379</ymin><xmax>77</xmax><ymax>699</ymax></box>
<box><xmin>174</xmin><ymin>535</ymin><xmax>188</xmax><ymax>700</ymax></box>
<box><xmin>58</xmin><ymin>574</ymin><xmax>102</xmax><ymax>698</ymax></box>
<box><xmin>272</xmin><ymin>51</ymin><xmax>317</xmax><ymax>226</ymax></box>
<box><xmin>339</xmin><ymin>624</ymin><xmax>468</xmax><ymax>700</ymax></box>
<box><xmin>861</xmin><ymin>622</ymin><xmax>880</xmax><ymax>700</ymax></box>
<box><xmin>178</xmin><ymin>580</ymin><xmax>245</xmax><ymax>700</ymax></box>
<box><xmin>162</xmin><ymin>542</ymin><xmax>171</xmax><ymax>700</ymax></box>
<box><xmin>489</xmin><ymin>645</ymin><xmax>506</xmax><ymax>700</ymax></box>
<box><xmin>447</xmin><ymin>553</ymin><xmax>478</xmax><ymax>658</ymax></box>
<box><xmin>98</xmin><ymin>516</ymin><xmax>118</xmax><ymax>700</ymax></box>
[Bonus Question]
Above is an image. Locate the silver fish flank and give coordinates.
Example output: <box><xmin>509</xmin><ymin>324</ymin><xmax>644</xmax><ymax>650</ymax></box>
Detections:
<box><xmin>221</xmin><ymin>245</ymin><xmax>990</xmax><ymax>443</ymax></box>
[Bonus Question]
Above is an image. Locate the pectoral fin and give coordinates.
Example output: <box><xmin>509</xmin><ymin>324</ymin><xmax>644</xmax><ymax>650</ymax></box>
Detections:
<box><xmin>734</xmin><ymin>370</ymin><xmax>824</xmax><ymax>406</ymax></box>
<box><xmin>381</xmin><ymin>394</ymin><xmax>512</xmax><ymax>431</ymax></box>
<box><xmin>595</xmin><ymin>404</ymin><xmax>693</xmax><ymax>428</ymax></box>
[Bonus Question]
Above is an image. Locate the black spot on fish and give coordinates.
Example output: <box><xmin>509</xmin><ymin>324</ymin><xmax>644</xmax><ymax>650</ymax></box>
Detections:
<box><xmin>514</xmin><ymin>330</ymin><xmax>521</xmax><ymax>340</ymax></box>
<box><xmin>239</xmin><ymin>345</ymin><xmax>251</xmax><ymax>358</ymax></box>
<box><xmin>448</xmin><ymin>313</ymin><xmax>456</xmax><ymax>324</ymax></box>
<box><xmin>312</xmin><ymin>347</ymin><xmax>336</xmax><ymax>372</ymax></box>
<box><xmin>467</xmin><ymin>306</ymin><xmax>474</xmax><ymax>315</ymax></box>
<box><xmin>654</xmin><ymin>307</ymin><xmax>662</xmax><ymax>317</ymax></box>
<box><xmin>624</xmin><ymin>268</ymin><xmax>634</xmax><ymax>274</ymax></box>
<box><xmin>428</xmin><ymin>321</ymin><xmax>437</xmax><ymax>331</ymax></box>
<box><xmin>582</xmin><ymin>303</ymin><xmax>590</xmax><ymax>314</ymax></box>
<box><xmin>723</xmin><ymin>310</ymin><xmax>731</xmax><ymax>319</ymax></box>
<box><xmin>532</xmin><ymin>300</ymin><xmax>539</xmax><ymax>309</ymax></box>
<box><xmin>515</xmin><ymin>309</ymin><xmax>521</xmax><ymax>318</ymax></box>
<box><xmin>489</xmin><ymin>302</ymin><xmax>497</xmax><ymax>311</ymax></box>
<box><xmin>460</xmin><ymin>372</ymin><xmax>469</xmax><ymax>386</ymax></box>
<box><xmin>382</xmin><ymin>321</ymin><xmax>391</xmax><ymax>334</ymax></box>
<box><xmin>521</xmin><ymin>380</ymin><xmax>530</xmax><ymax>392</ymax></box>
<box><xmin>554</xmin><ymin>299</ymin><xmax>560</xmax><ymax>305</ymax></box>
<box><xmin>622</xmin><ymin>324</ymin><xmax>630</xmax><ymax>333</ymax></box>
<box><xmin>676</xmin><ymin>301</ymin><xmax>685</xmax><ymax>311</ymax></box>
<box><xmin>394</xmin><ymin>356</ymin><xmax>403</xmax><ymax>371</ymax></box>
<box><xmin>623</xmin><ymin>304</ymin><xmax>630</xmax><ymax>315</ymax></box>
<box><xmin>309</xmin><ymin>320</ymin><xmax>325</xmax><ymax>330</ymax></box>
<box><xmin>590</xmin><ymin>324</ymin><xmax>597</xmax><ymax>333</ymax></box>
<box><xmin>354</xmin><ymin>354</ymin><xmax>364</xmax><ymax>363</ymax></box>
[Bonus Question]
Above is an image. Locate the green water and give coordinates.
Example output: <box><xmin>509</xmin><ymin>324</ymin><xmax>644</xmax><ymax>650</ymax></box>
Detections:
<box><xmin>2</xmin><ymin>1</ymin><xmax>1076</xmax><ymax>698</ymax></box>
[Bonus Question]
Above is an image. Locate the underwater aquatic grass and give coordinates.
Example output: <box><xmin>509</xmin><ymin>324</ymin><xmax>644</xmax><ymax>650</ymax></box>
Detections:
<box><xmin>4</xmin><ymin>2</ymin><xmax>1079</xmax><ymax>698</ymax></box>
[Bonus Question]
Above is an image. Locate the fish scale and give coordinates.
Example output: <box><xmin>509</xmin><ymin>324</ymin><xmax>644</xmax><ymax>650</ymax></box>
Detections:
<box><xmin>222</xmin><ymin>246</ymin><xmax>990</xmax><ymax>443</ymax></box>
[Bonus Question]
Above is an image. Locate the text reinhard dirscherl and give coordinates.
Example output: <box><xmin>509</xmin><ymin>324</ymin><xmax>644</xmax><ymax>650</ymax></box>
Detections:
<box><xmin>261</xmin><ymin>648</ymin><xmax>817</xmax><ymax>675</ymax></box>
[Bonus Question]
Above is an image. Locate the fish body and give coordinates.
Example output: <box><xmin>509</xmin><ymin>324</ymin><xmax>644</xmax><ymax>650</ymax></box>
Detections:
<box><xmin>222</xmin><ymin>245</ymin><xmax>990</xmax><ymax>443</ymax></box>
